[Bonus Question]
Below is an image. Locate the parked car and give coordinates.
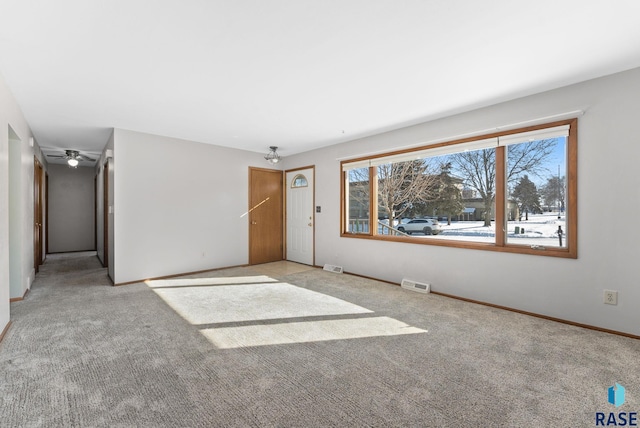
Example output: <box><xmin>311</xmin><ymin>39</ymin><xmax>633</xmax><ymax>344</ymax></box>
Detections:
<box><xmin>396</xmin><ymin>218</ymin><xmax>442</xmax><ymax>235</ymax></box>
<box><xmin>378</xmin><ymin>218</ymin><xmax>399</xmax><ymax>227</ymax></box>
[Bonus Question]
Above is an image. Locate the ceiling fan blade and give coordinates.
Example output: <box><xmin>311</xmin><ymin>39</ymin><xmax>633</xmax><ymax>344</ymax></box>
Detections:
<box><xmin>47</xmin><ymin>155</ymin><xmax>65</xmax><ymax>158</ymax></box>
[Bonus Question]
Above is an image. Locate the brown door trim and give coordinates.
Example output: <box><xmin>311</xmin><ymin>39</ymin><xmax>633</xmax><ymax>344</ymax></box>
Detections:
<box><xmin>248</xmin><ymin>167</ymin><xmax>284</xmax><ymax>265</ymax></box>
<box><xmin>33</xmin><ymin>157</ymin><xmax>44</xmax><ymax>272</ymax></box>
<box><xmin>94</xmin><ymin>175</ymin><xmax>97</xmax><ymax>251</ymax></box>
<box><xmin>45</xmin><ymin>172</ymin><xmax>49</xmax><ymax>256</ymax></box>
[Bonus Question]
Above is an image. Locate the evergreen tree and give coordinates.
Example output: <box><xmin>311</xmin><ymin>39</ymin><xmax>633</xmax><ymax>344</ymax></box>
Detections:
<box><xmin>540</xmin><ymin>175</ymin><xmax>565</xmax><ymax>213</ymax></box>
<box><xmin>432</xmin><ymin>163</ymin><xmax>464</xmax><ymax>225</ymax></box>
<box><xmin>512</xmin><ymin>175</ymin><xmax>542</xmax><ymax>220</ymax></box>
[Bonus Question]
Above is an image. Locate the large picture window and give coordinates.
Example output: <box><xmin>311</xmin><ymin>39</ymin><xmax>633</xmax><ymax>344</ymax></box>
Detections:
<box><xmin>340</xmin><ymin>119</ymin><xmax>577</xmax><ymax>258</ymax></box>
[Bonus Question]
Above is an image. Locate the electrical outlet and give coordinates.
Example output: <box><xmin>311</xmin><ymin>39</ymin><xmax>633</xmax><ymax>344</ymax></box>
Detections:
<box><xmin>604</xmin><ymin>290</ymin><xmax>618</xmax><ymax>305</ymax></box>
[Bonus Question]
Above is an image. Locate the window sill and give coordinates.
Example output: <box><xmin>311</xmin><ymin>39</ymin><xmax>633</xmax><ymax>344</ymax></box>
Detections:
<box><xmin>340</xmin><ymin>232</ymin><xmax>577</xmax><ymax>259</ymax></box>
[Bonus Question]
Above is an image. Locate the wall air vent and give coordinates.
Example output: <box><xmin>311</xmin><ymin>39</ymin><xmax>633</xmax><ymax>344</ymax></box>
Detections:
<box><xmin>401</xmin><ymin>278</ymin><xmax>430</xmax><ymax>294</ymax></box>
<box><xmin>323</xmin><ymin>264</ymin><xmax>343</xmax><ymax>274</ymax></box>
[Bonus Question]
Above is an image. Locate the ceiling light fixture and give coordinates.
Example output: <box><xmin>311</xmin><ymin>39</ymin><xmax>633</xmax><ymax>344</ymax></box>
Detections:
<box><xmin>45</xmin><ymin>148</ymin><xmax>96</xmax><ymax>167</ymax></box>
<box><xmin>65</xmin><ymin>150</ymin><xmax>81</xmax><ymax>168</ymax></box>
<box><xmin>264</xmin><ymin>146</ymin><xmax>281</xmax><ymax>164</ymax></box>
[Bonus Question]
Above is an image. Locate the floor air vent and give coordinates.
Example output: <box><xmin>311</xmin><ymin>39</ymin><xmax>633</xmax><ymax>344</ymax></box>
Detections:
<box><xmin>401</xmin><ymin>279</ymin><xmax>430</xmax><ymax>293</ymax></box>
<box><xmin>323</xmin><ymin>264</ymin><xmax>343</xmax><ymax>274</ymax></box>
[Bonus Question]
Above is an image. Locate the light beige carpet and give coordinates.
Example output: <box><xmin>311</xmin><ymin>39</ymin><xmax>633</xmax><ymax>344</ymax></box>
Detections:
<box><xmin>2</xmin><ymin>252</ymin><xmax>640</xmax><ymax>427</ymax></box>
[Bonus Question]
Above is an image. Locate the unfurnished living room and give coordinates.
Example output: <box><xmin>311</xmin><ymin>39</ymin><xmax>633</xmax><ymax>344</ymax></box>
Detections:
<box><xmin>1</xmin><ymin>1</ymin><xmax>640</xmax><ymax>427</ymax></box>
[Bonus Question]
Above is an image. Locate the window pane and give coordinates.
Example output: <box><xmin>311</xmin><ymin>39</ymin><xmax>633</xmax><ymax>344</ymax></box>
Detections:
<box><xmin>375</xmin><ymin>150</ymin><xmax>496</xmax><ymax>244</ymax></box>
<box><xmin>376</xmin><ymin>159</ymin><xmax>440</xmax><ymax>235</ymax></box>
<box><xmin>291</xmin><ymin>174</ymin><xmax>308</xmax><ymax>188</ymax></box>
<box><xmin>346</xmin><ymin>168</ymin><xmax>370</xmax><ymax>234</ymax></box>
<box><xmin>506</xmin><ymin>137</ymin><xmax>567</xmax><ymax>248</ymax></box>
<box><xmin>436</xmin><ymin>148</ymin><xmax>497</xmax><ymax>243</ymax></box>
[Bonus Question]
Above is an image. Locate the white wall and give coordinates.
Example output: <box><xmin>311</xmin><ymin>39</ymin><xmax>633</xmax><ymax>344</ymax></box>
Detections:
<box><xmin>2</xmin><ymin>65</ymin><xmax>638</xmax><ymax>336</ymax></box>
<box><xmin>283</xmin><ymin>67</ymin><xmax>640</xmax><ymax>336</ymax></box>
<box><xmin>0</xmin><ymin>89</ymin><xmax>10</xmax><ymax>332</ymax></box>
<box><xmin>0</xmin><ymin>72</ymin><xmax>39</xmax><ymax>332</ymax></box>
<box><xmin>112</xmin><ymin>129</ymin><xmax>267</xmax><ymax>284</ymax></box>
<box><xmin>8</xmin><ymin>129</ymin><xmax>22</xmax><ymax>299</ymax></box>
<box><xmin>48</xmin><ymin>164</ymin><xmax>95</xmax><ymax>253</ymax></box>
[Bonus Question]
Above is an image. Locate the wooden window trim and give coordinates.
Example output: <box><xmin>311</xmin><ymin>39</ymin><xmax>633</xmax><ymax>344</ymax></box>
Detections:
<box><xmin>340</xmin><ymin>119</ymin><xmax>578</xmax><ymax>259</ymax></box>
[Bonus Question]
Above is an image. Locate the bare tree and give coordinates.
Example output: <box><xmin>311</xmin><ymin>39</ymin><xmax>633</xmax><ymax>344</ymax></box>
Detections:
<box><xmin>451</xmin><ymin>139</ymin><xmax>556</xmax><ymax>226</ymax></box>
<box><xmin>377</xmin><ymin>159</ymin><xmax>440</xmax><ymax>231</ymax></box>
<box><xmin>506</xmin><ymin>140</ymin><xmax>557</xmax><ymax>184</ymax></box>
<box><xmin>450</xmin><ymin>149</ymin><xmax>496</xmax><ymax>226</ymax></box>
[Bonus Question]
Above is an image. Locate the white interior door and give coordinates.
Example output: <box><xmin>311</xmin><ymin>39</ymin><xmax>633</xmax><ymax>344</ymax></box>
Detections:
<box><xmin>286</xmin><ymin>168</ymin><xmax>314</xmax><ymax>265</ymax></box>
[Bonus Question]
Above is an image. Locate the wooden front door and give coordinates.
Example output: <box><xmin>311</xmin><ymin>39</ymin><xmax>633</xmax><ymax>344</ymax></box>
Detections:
<box><xmin>249</xmin><ymin>168</ymin><xmax>283</xmax><ymax>265</ymax></box>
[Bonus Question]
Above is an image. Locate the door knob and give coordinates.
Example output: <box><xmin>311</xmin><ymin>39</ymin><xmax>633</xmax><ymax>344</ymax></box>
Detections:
<box><xmin>308</xmin><ymin>222</ymin><xmax>313</xmax><ymax>226</ymax></box>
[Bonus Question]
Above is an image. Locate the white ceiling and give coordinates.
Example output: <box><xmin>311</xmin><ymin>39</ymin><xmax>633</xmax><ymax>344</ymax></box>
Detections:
<box><xmin>1</xmin><ymin>0</ymin><xmax>640</xmax><ymax>161</ymax></box>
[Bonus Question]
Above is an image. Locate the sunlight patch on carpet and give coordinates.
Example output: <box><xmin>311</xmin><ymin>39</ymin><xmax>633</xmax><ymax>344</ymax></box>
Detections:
<box><xmin>150</xmin><ymin>281</ymin><xmax>372</xmax><ymax>325</ymax></box>
<box><xmin>201</xmin><ymin>316</ymin><xmax>427</xmax><ymax>349</ymax></box>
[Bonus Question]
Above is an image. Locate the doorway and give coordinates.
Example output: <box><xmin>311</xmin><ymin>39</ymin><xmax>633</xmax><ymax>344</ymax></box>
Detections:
<box><xmin>248</xmin><ymin>167</ymin><xmax>283</xmax><ymax>265</ymax></box>
<box><xmin>285</xmin><ymin>167</ymin><xmax>315</xmax><ymax>265</ymax></box>
<box><xmin>103</xmin><ymin>160</ymin><xmax>109</xmax><ymax>268</ymax></box>
<box><xmin>34</xmin><ymin>157</ymin><xmax>45</xmax><ymax>272</ymax></box>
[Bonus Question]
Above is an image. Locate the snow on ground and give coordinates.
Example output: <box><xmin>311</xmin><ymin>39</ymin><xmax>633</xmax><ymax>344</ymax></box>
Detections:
<box><xmin>427</xmin><ymin>212</ymin><xmax>566</xmax><ymax>247</ymax></box>
<box><xmin>377</xmin><ymin>212</ymin><xmax>567</xmax><ymax>247</ymax></box>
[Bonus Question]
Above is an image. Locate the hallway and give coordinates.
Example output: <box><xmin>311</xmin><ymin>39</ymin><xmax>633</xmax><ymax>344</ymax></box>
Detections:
<box><xmin>1</xmin><ymin>252</ymin><xmax>252</xmax><ymax>426</ymax></box>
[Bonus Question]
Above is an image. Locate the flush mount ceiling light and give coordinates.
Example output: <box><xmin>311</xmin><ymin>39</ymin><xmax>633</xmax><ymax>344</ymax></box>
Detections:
<box><xmin>264</xmin><ymin>146</ymin><xmax>281</xmax><ymax>164</ymax></box>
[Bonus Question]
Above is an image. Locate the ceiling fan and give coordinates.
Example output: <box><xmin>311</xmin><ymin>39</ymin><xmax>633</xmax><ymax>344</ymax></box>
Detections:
<box><xmin>46</xmin><ymin>149</ymin><xmax>96</xmax><ymax>167</ymax></box>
